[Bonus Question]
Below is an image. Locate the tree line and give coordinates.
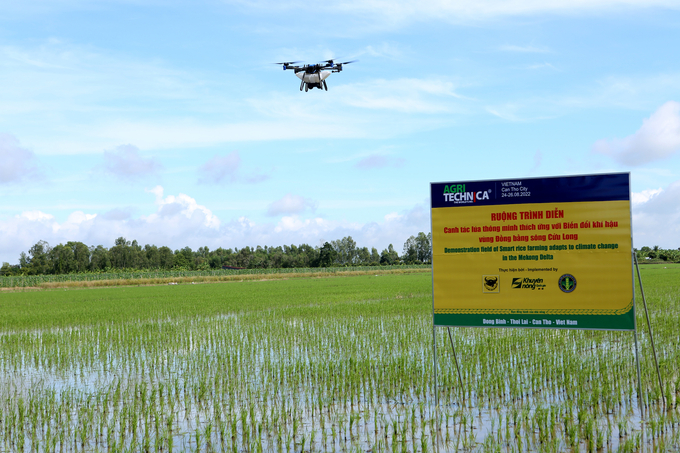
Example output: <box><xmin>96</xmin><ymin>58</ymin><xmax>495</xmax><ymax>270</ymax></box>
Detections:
<box><xmin>635</xmin><ymin>246</ymin><xmax>680</xmax><ymax>263</ymax></box>
<box><xmin>0</xmin><ymin>233</ymin><xmax>433</xmax><ymax>276</ymax></box>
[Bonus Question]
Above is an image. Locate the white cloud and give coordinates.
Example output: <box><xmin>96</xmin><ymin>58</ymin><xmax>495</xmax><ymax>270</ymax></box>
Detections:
<box><xmin>89</xmin><ymin>117</ymin><xmax>364</xmax><ymax>153</ymax></box>
<box><xmin>9</xmin><ymin>180</ymin><xmax>678</xmax><ymax>266</ymax></box>
<box><xmin>631</xmin><ymin>187</ymin><xmax>662</xmax><ymax>206</ymax></box>
<box><xmin>358</xmin><ymin>43</ymin><xmax>406</xmax><ymax>60</ymax></box>
<box><xmin>631</xmin><ymin>180</ymin><xmax>680</xmax><ymax>248</ymax></box>
<box><xmin>198</xmin><ymin>151</ymin><xmax>241</xmax><ymax>184</ymax></box>
<box><xmin>499</xmin><ymin>44</ymin><xmax>551</xmax><ymax>53</ymax></box>
<box><xmin>0</xmin><ymin>186</ymin><xmax>224</xmax><ymax>263</ymax></box>
<box><xmin>486</xmin><ymin>103</ymin><xmax>550</xmax><ymax>122</ymax></box>
<box><xmin>529</xmin><ymin>150</ymin><xmax>542</xmax><ymax>174</ymax></box>
<box><xmin>0</xmin><ymin>134</ymin><xmax>39</xmax><ymax>183</ymax></box>
<box><xmin>226</xmin><ymin>0</ymin><xmax>679</xmax><ymax>27</ymax></box>
<box><xmin>267</xmin><ymin>194</ymin><xmax>317</xmax><ymax>216</ymax></box>
<box><xmin>593</xmin><ymin>101</ymin><xmax>680</xmax><ymax>166</ymax></box>
<box><xmin>6</xmin><ymin>0</ymin><xmax>678</xmax><ymax>22</ymax></box>
<box><xmin>0</xmin><ymin>189</ymin><xmax>430</xmax><ymax>264</ymax></box>
<box><xmin>477</xmin><ymin>73</ymin><xmax>680</xmax><ymax>124</ymax></box>
<box><xmin>527</xmin><ymin>63</ymin><xmax>558</xmax><ymax>71</ymax></box>
<box><xmin>556</xmin><ymin>73</ymin><xmax>680</xmax><ymax>112</ymax></box>
<box><xmin>354</xmin><ymin>154</ymin><xmax>405</xmax><ymax>169</ymax></box>
<box><xmin>19</xmin><ymin>210</ymin><xmax>54</xmax><ymax>222</ymax></box>
<box><xmin>103</xmin><ymin>144</ymin><xmax>162</xmax><ymax>179</ymax></box>
<box><xmin>273</xmin><ymin>216</ymin><xmax>329</xmax><ymax>234</ymax></box>
<box><xmin>336</xmin><ymin>78</ymin><xmax>468</xmax><ymax>113</ymax></box>
<box><xmin>144</xmin><ymin>185</ymin><xmax>220</xmax><ymax>230</ymax></box>
<box><xmin>0</xmin><ymin>40</ymin><xmax>198</xmax><ymax>106</ymax></box>
<box><xmin>197</xmin><ymin>151</ymin><xmax>270</xmax><ymax>185</ymax></box>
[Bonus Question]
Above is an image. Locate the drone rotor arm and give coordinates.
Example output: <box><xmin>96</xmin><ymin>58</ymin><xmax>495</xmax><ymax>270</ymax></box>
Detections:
<box><xmin>274</xmin><ymin>61</ymin><xmax>302</xmax><ymax>71</ymax></box>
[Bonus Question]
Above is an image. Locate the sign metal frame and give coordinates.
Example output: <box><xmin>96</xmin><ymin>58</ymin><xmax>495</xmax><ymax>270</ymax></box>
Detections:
<box><xmin>429</xmin><ymin>172</ymin><xmax>663</xmax><ymax>414</ymax></box>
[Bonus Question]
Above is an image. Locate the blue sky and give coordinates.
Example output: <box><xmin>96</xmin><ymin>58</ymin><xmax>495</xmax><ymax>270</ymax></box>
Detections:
<box><xmin>2</xmin><ymin>0</ymin><xmax>680</xmax><ymax>263</ymax></box>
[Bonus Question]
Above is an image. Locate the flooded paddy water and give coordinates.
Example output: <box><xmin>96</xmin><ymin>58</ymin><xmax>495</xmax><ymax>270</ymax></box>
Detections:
<box><xmin>0</xmin><ymin>271</ymin><xmax>678</xmax><ymax>451</ymax></box>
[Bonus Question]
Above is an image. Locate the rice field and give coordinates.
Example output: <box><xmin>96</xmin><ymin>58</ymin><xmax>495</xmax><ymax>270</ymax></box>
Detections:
<box><xmin>0</xmin><ymin>265</ymin><xmax>429</xmax><ymax>289</ymax></box>
<box><xmin>0</xmin><ymin>266</ymin><xmax>678</xmax><ymax>452</ymax></box>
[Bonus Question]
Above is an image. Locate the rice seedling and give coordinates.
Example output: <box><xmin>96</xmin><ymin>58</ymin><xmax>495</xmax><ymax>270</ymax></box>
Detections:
<box><xmin>0</xmin><ymin>266</ymin><xmax>678</xmax><ymax>451</ymax></box>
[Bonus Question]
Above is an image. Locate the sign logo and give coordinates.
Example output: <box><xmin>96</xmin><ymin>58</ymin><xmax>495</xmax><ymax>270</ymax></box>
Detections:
<box><xmin>443</xmin><ymin>184</ymin><xmax>492</xmax><ymax>204</ymax></box>
<box><xmin>511</xmin><ymin>277</ymin><xmax>546</xmax><ymax>290</ymax></box>
<box><xmin>482</xmin><ymin>275</ymin><xmax>499</xmax><ymax>293</ymax></box>
<box><xmin>558</xmin><ymin>274</ymin><xmax>577</xmax><ymax>293</ymax></box>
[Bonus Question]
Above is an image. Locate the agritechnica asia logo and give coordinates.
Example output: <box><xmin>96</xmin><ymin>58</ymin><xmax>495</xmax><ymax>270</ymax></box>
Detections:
<box><xmin>443</xmin><ymin>184</ymin><xmax>492</xmax><ymax>204</ymax></box>
<box><xmin>511</xmin><ymin>277</ymin><xmax>546</xmax><ymax>290</ymax></box>
<box><xmin>558</xmin><ymin>274</ymin><xmax>577</xmax><ymax>293</ymax></box>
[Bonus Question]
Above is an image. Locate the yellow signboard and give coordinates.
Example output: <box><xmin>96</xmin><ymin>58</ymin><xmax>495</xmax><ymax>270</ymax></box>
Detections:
<box><xmin>430</xmin><ymin>174</ymin><xmax>634</xmax><ymax>330</ymax></box>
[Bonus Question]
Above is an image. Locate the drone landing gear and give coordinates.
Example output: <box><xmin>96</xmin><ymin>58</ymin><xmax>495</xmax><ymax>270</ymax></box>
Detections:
<box><xmin>305</xmin><ymin>83</ymin><xmax>309</xmax><ymax>92</ymax></box>
<box><xmin>300</xmin><ymin>79</ymin><xmax>305</xmax><ymax>91</ymax></box>
<box><xmin>323</xmin><ymin>80</ymin><xmax>328</xmax><ymax>91</ymax></box>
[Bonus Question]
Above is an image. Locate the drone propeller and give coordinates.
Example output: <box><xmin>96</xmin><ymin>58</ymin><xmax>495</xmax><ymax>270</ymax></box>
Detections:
<box><xmin>336</xmin><ymin>60</ymin><xmax>357</xmax><ymax>69</ymax></box>
<box><xmin>321</xmin><ymin>59</ymin><xmax>357</xmax><ymax>64</ymax></box>
<box><xmin>321</xmin><ymin>59</ymin><xmax>357</xmax><ymax>71</ymax></box>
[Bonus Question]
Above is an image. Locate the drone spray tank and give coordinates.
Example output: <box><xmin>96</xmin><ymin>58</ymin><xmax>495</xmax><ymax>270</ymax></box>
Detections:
<box><xmin>295</xmin><ymin>71</ymin><xmax>331</xmax><ymax>84</ymax></box>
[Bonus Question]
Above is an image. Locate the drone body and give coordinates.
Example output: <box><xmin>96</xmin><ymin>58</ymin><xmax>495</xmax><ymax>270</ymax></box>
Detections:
<box><xmin>275</xmin><ymin>60</ymin><xmax>355</xmax><ymax>91</ymax></box>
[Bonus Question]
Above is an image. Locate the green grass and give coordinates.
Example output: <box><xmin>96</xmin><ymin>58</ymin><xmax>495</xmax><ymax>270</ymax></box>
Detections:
<box><xmin>0</xmin><ymin>270</ymin><xmax>678</xmax><ymax>452</ymax></box>
<box><xmin>0</xmin><ymin>273</ymin><xmax>428</xmax><ymax>331</ymax></box>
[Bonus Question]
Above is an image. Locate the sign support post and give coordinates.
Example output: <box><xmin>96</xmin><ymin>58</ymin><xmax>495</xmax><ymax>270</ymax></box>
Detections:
<box><xmin>446</xmin><ymin>327</ymin><xmax>464</xmax><ymax>400</ymax></box>
<box><xmin>634</xmin><ymin>252</ymin><xmax>665</xmax><ymax>409</ymax></box>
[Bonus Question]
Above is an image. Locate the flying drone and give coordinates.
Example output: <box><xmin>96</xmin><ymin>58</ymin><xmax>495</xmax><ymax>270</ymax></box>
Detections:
<box><xmin>275</xmin><ymin>59</ymin><xmax>356</xmax><ymax>92</ymax></box>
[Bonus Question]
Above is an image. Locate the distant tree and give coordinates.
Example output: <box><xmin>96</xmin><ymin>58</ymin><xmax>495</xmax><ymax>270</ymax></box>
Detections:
<box><xmin>415</xmin><ymin>232</ymin><xmax>432</xmax><ymax>263</ymax></box>
<box><xmin>129</xmin><ymin>240</ymin><xmax>147</xmax><ymax>268</ymax></box>
<box><xmin>208</xmin><ymin>255</ymin><xmax>222</xmax><ymax>269</ymax></box>
<box><xmin>648</xmin><ymin>245</ymin><xmax>660</xmax><ymax>259</ymax></box>
<box><xmin>659</xmin><ymin>249</ymin><xmax>680</xmax><ymax>262</ymax></box>
<box><xmin>268</xmin><ymin>246</ymin><xmax>284</xmax><ymax>268</ymax></box>
<box><xmin>332</xmin><ymin>236</ymin><xmax>357</xmax><ymax>266</ymax></box>
<box><xmin>11</xmin><ymin>232</ymin><xmax>444</xmax><ymax>275</ymax></box>
<box><xmin>26</xmin><ymin>240</ymin><xmax>51</xmax><ymax>275</ymax></box>
<box><xmin>318</xmin><ymin>242</ymin><xmax>337</xmax><ymax>267</ymax></box>
<box><xmin>297</xmin><ymin>243</ymin><xmax>319</xmax><ymax>268</ymax></box>
<box><xmin>178</xmin><ymin>246</ymin><xmax>194</xmax><ymax>269</ymax></box>
<box><xmin>234</xmin><ymin>246</ymin><xmax>253</xmax><ymax>268</ymax></box>
<box><xmin>249</xmin><ymin>246</ymin><xmax>267</xmax><ymax>268</ymax></box>
<box><xmin>145</xmin><ymin>244</ymin><xmax>160</xmax><ymax>269</ymax></box>
<box><xmin>19</xmin><ymin>252</ymin><xmax>29</xmax><ymax>270</ymax></box>
<box><xmin>110</xmin><ymin>237</ymin><xmax>132</xmax><ymax>268</ymax></box>
<box><xmin>403</xmin><ymin>232</ymin><xmax>431</xmax><ymax>264</ymax></box>
<box><xmin>370</xmin><ymin>247</ymin><xmax>380</xmax><ymax>266</ymax></box>
<box><xmin>49</xmin><ymin>244</ymin><xmax>75</xmax><ymax>274</ymax></box>
<box><xmin>380</xmin><ymin>244</ymin><xmax>399</xmax><ymax>265</ymax></box>
<box><xmin>402</xmin><ymin>236</ymin><xmax>418</xmax><ymax>264</ymax></box>
<box><xmin>172</xmin><ymin>246</ymin><xmax>196</xmax><ymax>269</ymax></box>
<box><xmin>356</xmin><ymin>246</ymin><xmax>371</xmax><ymax>265</ymax></box>
<box><xmin>90</xmin><ymin>245</ymin><xmax>111</xmax><ymax>270</ymax></box>
<box><xmin>158</xmin><ymin>246</ymin><xmax>175</xmax><ymax>269</ymax></box>
<box><xmin>68</xmin><ymin>241</ymin><xmax>91</xmax><ymax>272</ymax></box>
<box><xmin>1</xmin><ymin>262</ymin><xmax>20</xmax><ymax>276</ymax></box>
